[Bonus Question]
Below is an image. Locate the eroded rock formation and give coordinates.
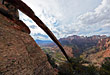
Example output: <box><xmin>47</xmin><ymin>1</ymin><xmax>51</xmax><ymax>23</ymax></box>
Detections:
<box><xmin>0</xmin><ymin>3</ymin><xmax>56</xmax><ymax>75</ymax></box>
<box><xmin>3</xmin><ymin>0</ymin><xmax>70</xmax><ymax>62</ymax></box>
<box><xmin>83</xmin><ymin>37</ymin><xmax>110</xmax><ymax>66</ymax></box>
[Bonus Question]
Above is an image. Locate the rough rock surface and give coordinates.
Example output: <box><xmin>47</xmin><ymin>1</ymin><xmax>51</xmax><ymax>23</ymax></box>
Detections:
<box><xmin>0</xmin><ymin>9</ymin><xmax>56</xmax><ymax>75</ymax></box>
<box><xmin>0</xmin><ymin>3</ymin><xmax>30</xmax><ymax>34</ymax></box>
<box><xmin>84</xmin><ymin>37</ymin><xmax>110</xmax><ymax>67</ymax></box>
<box><xmin>63</xmin><ymin>46</ymin><xmax>74</xmax><ymax>57</ymax></box>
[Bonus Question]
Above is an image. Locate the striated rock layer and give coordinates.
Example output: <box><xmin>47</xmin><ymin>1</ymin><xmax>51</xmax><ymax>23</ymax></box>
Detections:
<box><xmin>0</xmin><ymin>8</ymin><xmax>56</xmax><ymax>75</ymax></box>
<box><xmin>83</xmin><ymin>37</ymin><xmax>110</xmax><ymax>67</ymax></box>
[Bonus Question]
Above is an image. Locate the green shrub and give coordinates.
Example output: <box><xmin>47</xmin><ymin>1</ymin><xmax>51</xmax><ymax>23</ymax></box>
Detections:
<box><xmin>58</xmin><ymin>57</ymin><xmax>99</xmax><ymax>75</ymax></box>
<box><xmin>58</xmin><ymin>62</ymin><xmax>74</xmax><ymax>75</ymax></box>
<box><xmin>99</xmin><ymin>57</ymin><xmax>110</xmax><ymax>75</ymax></box>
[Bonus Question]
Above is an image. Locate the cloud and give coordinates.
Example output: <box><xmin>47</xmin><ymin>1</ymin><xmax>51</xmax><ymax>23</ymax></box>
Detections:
<box><xmin>76</xmin><ymin>0</ymin><xmax>110</xmax><ymax>36</ymax></box>
<box><xmin>20</xmin><ymin>0</ymin><xmax>110</xmax><ymax>40</ymax></box>
<box><xmin>78</xmin><ymin>0</ymin><xmax>110</xmax><ymax>25</ymax></box>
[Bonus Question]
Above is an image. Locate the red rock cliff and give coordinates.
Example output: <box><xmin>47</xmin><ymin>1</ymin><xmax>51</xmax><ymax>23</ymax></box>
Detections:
<box><xmin>0</xmin><ymin>4</ymin><xmax>56</xmax><ymax>75</ymax></box>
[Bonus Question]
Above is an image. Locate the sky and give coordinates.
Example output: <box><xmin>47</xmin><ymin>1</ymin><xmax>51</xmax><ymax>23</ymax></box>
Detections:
<box><xmin>19</xmin><ymin>0</ymin><xmax>110</xmax><ymax>40</ymax></box>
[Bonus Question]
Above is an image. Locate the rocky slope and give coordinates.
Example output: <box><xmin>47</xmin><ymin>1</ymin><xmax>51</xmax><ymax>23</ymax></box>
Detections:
<box><xmin>59</xmin><ymin>35</ymin><xmax>107</xmax><ymax>56</ymax></box>
<box><xmin>60</xmin><ymin>35</ymin><xmax>107</xmax><ymax>49</ymax></box>
<box><xmin>42</xmin><ymin>35</ymin><xmax>108</xmax><ymax>58</ymax></box>
<box><xmin>0</xmin><ymin>3</ymin><xmax>56</xmax><ymax>75</ymax></box>
<box><xmin>82</xmin><ymin>37</ymin><xmax>110</xmax><ymax>66</ymax></box>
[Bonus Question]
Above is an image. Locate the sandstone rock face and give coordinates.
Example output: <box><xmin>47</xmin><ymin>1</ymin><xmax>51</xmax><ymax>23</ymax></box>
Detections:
<box><xmin>83</xmin><ymin>38</ymin><xmax>110</xmax><ymax>67</ymax></box>
<box><xmin>59</xmin><ymin>35</ymin><xmax>107</xmax><ymax>57</ymax></box>
<box><xmin>63</xmin><ymin>46</ymin><xmax>73</xmax><ymax>58</ymax></box>
<box><xmin>0</xmin><ymin>11</ymin><xmax>56</xmax><ymax>75</ymax></box>
<box><xmin>0</xmin><ymin>3</ymin><xmax>30</xmax><ymax>34</ymax></box>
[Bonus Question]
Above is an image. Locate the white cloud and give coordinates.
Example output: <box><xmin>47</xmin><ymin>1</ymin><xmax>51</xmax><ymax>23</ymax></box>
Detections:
<box><xmin>20</xmin><ymin>0</ymin><xmax>110</xmax><ymax>40</ymax></box>
<box><xmin>75</xmin><ymin>0</ymin><xmax>110</xmax><ymax>36</ymax></box>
